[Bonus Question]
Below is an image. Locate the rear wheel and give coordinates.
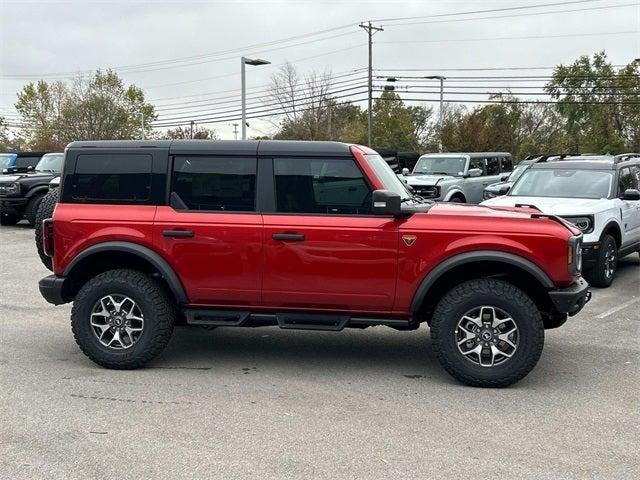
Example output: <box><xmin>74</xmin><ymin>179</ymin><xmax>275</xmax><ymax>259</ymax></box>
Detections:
<box><xmin>25</xmin><ymin>193</ymin><xmax>45</xmax><ymax>227</ymax></box>
<box><xmin>35</xmin><ymin>189</ymin><xmax>58</xmax><ymax>271</ymax></box>
<box><xmin>585</xmin><ymin>234</ymin><xmax>617</xmax><ymax>288</ymax></box>
<box><xmin>430</xmin><ymin>278</ymin><xmax>544</xmax><ymax>388</ymax></box>
<box><xmin>71</xmin><ymin>269</ymin><xmax>176</xmax><ymax>369</ymax></box>
<box><xmin>449</xmin><ymin>194</ymin><xmax>465</xmax><ymax>203</ymax></box>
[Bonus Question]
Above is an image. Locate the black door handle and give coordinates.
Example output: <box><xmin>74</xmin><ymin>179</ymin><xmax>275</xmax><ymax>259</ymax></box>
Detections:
<box><xmin>163</xmin><ymin>229</ymin><xmax>194</xmax><ymax>238</ymax></box>
<box><xmin>272</xmin><ymin>233</ymin><xmax>305</xmax><ymax>241</ymax></box>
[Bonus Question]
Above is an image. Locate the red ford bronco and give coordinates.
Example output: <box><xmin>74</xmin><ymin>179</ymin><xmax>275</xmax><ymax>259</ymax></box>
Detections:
<box><xmin>39</xmin><ymin>140</ymin><xmax>590</xmax><ymax>387</ymax></box>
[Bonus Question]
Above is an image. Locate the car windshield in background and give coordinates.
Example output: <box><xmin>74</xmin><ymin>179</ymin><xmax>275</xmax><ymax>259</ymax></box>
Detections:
<box><xmin>510</xmin><ymin>169</ymin><xmax>613</xmax><ymax>199</ymax></box>
<box><xmin>413</xmin><ymin>157</ymin><xmax>466</xmax><ymax>176</ymax></box>
<box><xmin>365</xmin><ymin>154</ymin><xmax>412</xmax><ymax>200</ymax></box>
<box><xmin>0</xmin><ymin>153</ymin><xmax>16</xmax><ymax>169</ymax></box>
<box><xmin>508</xmin><ymin>164</ymin><xmax>528</xmax><ymax>182</ymax></box>
<box><xmin>35</xmin><ymin>153</ymin><xmax>64</xmax><ymax>173</ymax></box>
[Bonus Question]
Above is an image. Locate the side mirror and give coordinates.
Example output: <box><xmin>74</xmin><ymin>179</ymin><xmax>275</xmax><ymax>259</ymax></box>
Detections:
<box><xmin>500</xmin><ymin>174</ymin><xmax>510</xmax><ymax>181</ymax></box>
<box><xmin>498</xmin><ymin>185</ymin><xmax>511</xmax><ymax>195</ymax></box>
<box><xmin>372</xmin><ymin>189</ymin><xmax>402</xmax><ymax>217</ymax></box>
<box><xmin>622</xmin><ymin>188</ymin><xmax>640</xmax><ymax>201</ymax></box>
<box><xmin>468</xmin><ymin>168</ymin><xmax>482</xmax><ymax>178</ymax></box>
<box><xmin>402</xmin><ymin>168</ymin><xmax>410</xmax><ymax>176</ymax></box>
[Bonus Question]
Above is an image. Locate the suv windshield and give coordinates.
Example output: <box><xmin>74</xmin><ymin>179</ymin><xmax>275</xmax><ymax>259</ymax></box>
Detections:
<box><xmin>0</xmin><ymin>153</ymin><xmax>16</xmax><ymax>169</ymax></box>
<box><xmin>365</xmin><ymin>154</ymin><xmax>412</xmax><ymax>200</ymax></box>
<box><xmin>35</xmin><ymin>153</ymin><xmax>64</xmax><ymax>173</ymax></box>
<box><xmin>413</xmin><ymin>156</ymin><xmax>466</xmax><ymax>176</ymax></box>
<box><xmin>510</xmin><ymin>168</ymin><xmax>613</xmax><ymax>199</ymax></box>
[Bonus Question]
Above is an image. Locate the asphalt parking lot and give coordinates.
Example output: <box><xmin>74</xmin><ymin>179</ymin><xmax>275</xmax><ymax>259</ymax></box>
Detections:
<box><xmin>0</xmin><ymin>223</ymin><xmax>638</xmax><ymax>480</ymax></box>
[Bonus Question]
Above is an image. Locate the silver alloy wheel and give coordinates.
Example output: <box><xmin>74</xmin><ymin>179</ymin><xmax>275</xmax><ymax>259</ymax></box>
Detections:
<box><xmin>90</xmin><ymin>294</ymin><xmax>144</xmax><ymax>350</ymax></box>
<box><xmin>604</xmin><ymin>244</ymin><xmax>617</xmax><ymax>279</ymax></box>
<box><xmin>455</xmin><ymin>306</ymin><xmax>519</xmax><ymax>367</ymax></box>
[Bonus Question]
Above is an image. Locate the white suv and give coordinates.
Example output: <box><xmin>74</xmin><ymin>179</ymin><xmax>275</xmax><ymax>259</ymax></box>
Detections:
<box><xmin>481</xmin><ymin>154</ymin><xmax>640</xmax><ymax>287</ymax></box>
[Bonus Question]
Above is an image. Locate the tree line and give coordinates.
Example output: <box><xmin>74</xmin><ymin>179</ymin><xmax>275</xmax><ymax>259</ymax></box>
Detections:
<box><xmin>1</xmin><ymin>52</ymin><xmax>638</xmax><ymax>159</ymax></box>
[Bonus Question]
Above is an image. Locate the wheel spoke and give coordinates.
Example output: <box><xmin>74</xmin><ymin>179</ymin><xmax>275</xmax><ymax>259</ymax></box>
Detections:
<box><xmin>480</xmin><ymin>307</ymin><xmax>496</xmax><ymax>326</ymax></box>
<box><xmin>498</xmin><ymin>327</ymin><xmax>517</xmax><ymax>348</ymax></box>
<box><xmin>108</xmin><ymin>329</ymin><xmax>123</xmax><ymax>347</ymax></box>
<box><xmin>463</xmin><ymin>315</ymin><xmax>482</xmax><ymax>329</ymax></box>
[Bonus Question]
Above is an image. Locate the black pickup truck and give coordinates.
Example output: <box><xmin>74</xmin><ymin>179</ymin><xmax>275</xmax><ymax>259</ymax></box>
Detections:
<box><xmin>0</xmin><ymin>153</ymin><xmax>63</xmax><ymax>226</ymax></box>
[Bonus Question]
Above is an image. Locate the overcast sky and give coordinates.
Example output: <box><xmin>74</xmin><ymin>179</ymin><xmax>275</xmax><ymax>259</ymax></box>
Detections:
<box><xmin>1</xmin><ymin>0</ymin><xmax>638</xmax><ymax>139</ymax></box>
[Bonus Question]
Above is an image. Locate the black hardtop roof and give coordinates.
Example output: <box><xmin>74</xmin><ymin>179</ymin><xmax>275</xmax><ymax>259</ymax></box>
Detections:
<box><xmin>67</xmin><ymin>139</ymin><xmax>355</xmax><ymax>157</ymax></box>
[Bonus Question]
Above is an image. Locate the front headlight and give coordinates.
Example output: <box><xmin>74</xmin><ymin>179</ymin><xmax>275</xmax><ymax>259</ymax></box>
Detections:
<box><xmin>413</xmin><ymin>185</ymin><xmax>440</xmax><ymax>198</ymax></box>
<box><xmin>562</xmin><ymin>216</ymin><xmax>594</xmax><ymax>234</ymax></box>
<box><xmin>483</xmin><ymin>190</ymin><xmax>496</xmax><ymax>200</ymax></box>
<box><xmin>568</xmin><ymin>236</ymin><xmax>583</xmax><ymax>274</ymax></box>
<box><xmin>0</xmin><ymin>182</ymin><xmax>20</xmax><ymax>195</ymax></box>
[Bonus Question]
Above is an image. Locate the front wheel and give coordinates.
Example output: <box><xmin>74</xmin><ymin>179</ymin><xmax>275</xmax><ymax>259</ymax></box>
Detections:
<box><xmin>430</xmin><ymin>278</ymin><xmax>544</xmax><ymax>388</ymax></box>
<box><xmin>584</xmin><ymin>234</ymin><xmax>617</xmax><ymax>288</ymax></box>
<box><xmin>71</xmin><ymin>269</ymin><xmax>176</xmax><ymax>369</ymax></box>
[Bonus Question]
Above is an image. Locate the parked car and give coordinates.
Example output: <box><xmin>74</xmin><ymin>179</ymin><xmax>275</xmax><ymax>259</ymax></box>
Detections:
<box><xmin>482</xmin><ymin>154</ymin><xmax>640</xmax><ymax>287</ymax></box>
<box><xmin>402</xmin><ymin>152</ymin><xmax>512</xmax><ymax>203</ymax></box>
<box><xmin>0</xmin><ymin>152</ymin><xmax>64</xmax><ymax>225</ymax></box>
<box><xmin>482</xmin><ymin>154</ymin><xmax>574</xmax><ymax>200</ymax></box>
<box><xmin>38</xmin><ymin>140</ymin><xmax>590</xmax><ymax>387</ymax></box>
<box><xmin>35</xmin><ymin>176</ymin><xmax>61</xmax><ymax>270</ymax></box>
<box><xmin>1</xmin><ymin>151</ymin><xmax>46</xmax><ymax>174</ymax></box>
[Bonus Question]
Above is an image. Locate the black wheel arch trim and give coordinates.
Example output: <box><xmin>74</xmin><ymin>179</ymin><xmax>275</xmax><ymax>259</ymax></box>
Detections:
<box><xmin>409</xmin><ymin>250</ymin><xmax>555</xmax><ymax>314</ymax></box>
<box><xmin>63</xmin><ymin>241</ymin><xmax>189</xmax><ymax>304</ymax></box>
<box><xmin>25</xmin><ymin>185</ymin><xmax>49</xmax><ymax>199</ymax></box>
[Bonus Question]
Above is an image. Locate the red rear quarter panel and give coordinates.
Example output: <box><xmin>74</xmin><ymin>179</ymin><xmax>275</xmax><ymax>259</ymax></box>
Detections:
<box><xmin>394</xmin><ymin>203</ymin><xmax>575</xmax><ymax>312</ymax></box>
<box><xmin>53</xmin><ymin>203</ymin><xmax>157</xmax><ymax>275</ymax></box>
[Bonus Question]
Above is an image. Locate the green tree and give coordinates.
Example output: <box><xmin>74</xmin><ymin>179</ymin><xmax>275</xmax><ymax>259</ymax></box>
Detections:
<box><xmin>370</xmin><ymin>91</ymin><xmax>432</xmax><ymax>151</ymax></box>
<box><xmin>14</xmin><ymin>70</ymin><xmax>156</xmax><ymax>150</ymax></box>
<box><xmin>546</xmin><ymin>52</ymin><xmax>638</xmax><ymax>153</ymax></box>
<box><xmin>159</xmin><ymin>125</ymin><xmax>218</xmax><ymax>139</ymax></box>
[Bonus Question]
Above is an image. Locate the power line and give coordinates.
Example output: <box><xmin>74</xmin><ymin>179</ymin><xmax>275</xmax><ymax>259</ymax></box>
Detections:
<box><xmin>369</xmin><ymin>0</ymin><xmax>603</xmax><ymax>22</ymax></box>
<box><xmin>377</xmin><ymin>30</ymin><xmax>637</xmax><ymax>45</ymax></box>
<box><xmin>381</xmin><ymin>2</ymin><xmax>637</xmax><ymax>28</ymax></box>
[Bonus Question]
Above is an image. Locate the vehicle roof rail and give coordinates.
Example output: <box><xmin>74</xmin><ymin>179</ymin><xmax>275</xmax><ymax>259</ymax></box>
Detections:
<box><xmin>613</xmin><ymin>153</ymin><xmax>640</xmax><ymax>163</ymax></box>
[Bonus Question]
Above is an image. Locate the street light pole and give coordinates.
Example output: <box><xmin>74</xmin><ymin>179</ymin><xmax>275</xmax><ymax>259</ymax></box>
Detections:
<box><xmin>241</xmin><ymin>56</ymin><xmax>270</xmax><ymax>140</ymax></box>
<box><xmin>425</xmin><ymin>75</ymin><xmax>446</xmax><ymax>152</ymax></box>
<box><xmin>140</xmin><ymin>112</ymin><xmax>145</xmax><ymax>140</ymax></box>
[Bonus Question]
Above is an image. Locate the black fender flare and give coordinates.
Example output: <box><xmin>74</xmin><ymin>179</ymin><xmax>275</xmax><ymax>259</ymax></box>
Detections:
<box><xmin>25</xmin><ymin>185</ymin><xmax>49</xmax><ymax>200</ymax></box>
<box><xmin>63</xmin><ymin>241</ymin><xmax>189</xmax><ymax>304</ymax></box>
<box><xmin>410</xmin><ymin>250</ymin><xmax>554</xmax><ymax>314</ymax></box>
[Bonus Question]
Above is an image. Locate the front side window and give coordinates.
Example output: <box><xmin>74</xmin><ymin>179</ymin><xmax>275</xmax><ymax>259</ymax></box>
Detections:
<box><xmin>618</xmin><ymin>167</ymin><xmax>638</xmax><ymax>195</ymax></box>
<box><xmin>274</xmin><ymin>158</ymin><xmax>371</xmax><ymax>214</ymax></box>
<box><xmin>511</xmin><ymin>168</ymin><xmax>613</xmax><ymax>199</ymax></box>
<box><xmin>413</xmin><ymin>156</ymin><xmax>467</xmax><ymax>176</ymax></box>
<box><xmin>73</xmin><ymin>153</ymin><xmax>152</xmax><ymax>202</ymax></box>
<box><xmin>172</xmin><ymin>156</ymin><xmax>256</xmax><ymax>211</ymax></box>
<box><xmin>36</xmin><ymin>153</ymin><xmax>64</xmax><ymax>173</ymax></box>
<box><xmin>469</xmin><ymin>157</ymin><xmax>486</xmax><ymax>175</ymax></box>
<box><xmin>15</xmin><ymin>156</ymin><xmax>40</xmax><ymax>168</ymax></box>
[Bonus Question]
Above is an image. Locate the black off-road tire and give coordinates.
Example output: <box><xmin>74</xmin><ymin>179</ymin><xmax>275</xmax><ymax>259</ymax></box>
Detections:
<box><xmin>35</xmin><ymin>189</ymin><xmax>58</xmax><ymax>271</ymax></box>
<box><xmin>25</xmin><ymin>193</ymin><xmax>45</xmax><ymax>227</ymax></box>
<box><xmin>584</xmin><ymin>234</ymin><xmax>617</xmax><ymax>288</ymax></box>
<box><xmin>71</xmin><ymin>269</ymin><xmax>176</xmax><ymax>369</ymax></box>
<box><xmin>0</xmin><ymin>212</ymin><xmax>19</xmax><ymax>226</ymax></box>
<box><xmin>430</xmin><ymin>278</ymin><xmax>544</xmax><ymax>388</ymax></box>
<box><xmin>449</xmin><ymin>195</ymin><xmax>465</xmax><ymax>203</ymax></box>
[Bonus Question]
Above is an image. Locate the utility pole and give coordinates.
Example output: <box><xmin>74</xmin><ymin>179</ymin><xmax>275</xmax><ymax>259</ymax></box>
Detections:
<box><xmin>327</xmin><ymin>104</ymin><xmax>332</xmax><ymax>140</ymax></box>
<box><xmin>359</xmin><ymin>21</ymin><xmax>383</xmax><ymax>147</ymax></box>
<box><xmin>232</xmin><ymin>123</ymin><xmax>239</xmax><ymax>140</ymax></box>
<box><xmin>425</xmin><ymin>75</ymin><xmax>446</xmax><ymax>152</ymax></box>
<box><xmin>190</xmin><ymin>120</ymin><xmax>195</xmax><ymax>139</ymax></box>
<box><xmin>140</xmin><ymin>112</ymin><xmax>145</xmax><ymax>140</ymax></box>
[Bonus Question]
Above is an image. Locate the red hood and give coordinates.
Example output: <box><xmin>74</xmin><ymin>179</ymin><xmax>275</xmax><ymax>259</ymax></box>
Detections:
<box><xmin>403</xmin><ymin>202</ymin><xmax>580</xmax><ymax>237</ymax></box>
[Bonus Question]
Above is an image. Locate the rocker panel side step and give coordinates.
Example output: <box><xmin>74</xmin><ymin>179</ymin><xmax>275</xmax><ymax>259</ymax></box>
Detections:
<box><xmin>183</xmin><ymin>309</ymin><xmax>412</xmax><ymax>331</ymax></box>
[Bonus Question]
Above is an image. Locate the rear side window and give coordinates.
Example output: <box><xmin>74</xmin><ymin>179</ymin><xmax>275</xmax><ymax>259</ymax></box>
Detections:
<box><xmin>500</xmin><ymin>156</ymin><xmax>513</xmax><ymax>173</ymax></box>
<box><xmin>485</xmin><ymin>157</ymin><xmax>500</xmax><ymax>175</ymax></box>
<box><xmin>15</xmin><ymin>156</ymin><xmax>40</xmax><ymax>168</ymax></box>
<box><xmin>274</xmin><ymin>157</ymin><xmax>371</xmax><ymax>215</ymax></box>
<box><xmin>172</xmin><ymin>156</ymin><xmax>256</xmax><ymax>211</ymax></box>
<box><xmin>73</xmin><ymin>154</ymin><xmax>152</xmax><ymax>202</ymax></box>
